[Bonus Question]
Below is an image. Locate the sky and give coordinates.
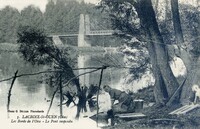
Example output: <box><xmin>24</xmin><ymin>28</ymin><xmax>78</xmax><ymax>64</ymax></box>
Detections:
<box><xmin>0</xmin><ymin>0</ymin><xmax>197</xmax><ymax>12</ymax></box>
<box><xmin>0</xmin><ymin>0</ymin><xmax>100</xmax><ymax>12</ymax></box>
<box><xmin>0</xmin><ymin>0</ymin><xmax>48</xmax><ymax>12</ymax></box>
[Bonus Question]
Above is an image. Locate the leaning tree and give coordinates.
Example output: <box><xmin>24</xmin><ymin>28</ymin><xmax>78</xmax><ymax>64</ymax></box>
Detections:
<box><xmin>170</xmin><ymin>0</ymin><xmax>200</xmax><ymax>104</ymax></box>
<box><xmin>17</xmin><ymin>25</ymin><xmax>102</xmax><ymax>118</ymax></box>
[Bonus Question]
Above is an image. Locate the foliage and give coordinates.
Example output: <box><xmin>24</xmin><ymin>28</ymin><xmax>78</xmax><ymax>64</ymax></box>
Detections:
<box><xmin>99</xmin><ymin>0</ymin><xmax>151</xmax><ymax>81</ymax></box>
<box><xmin>17</xmin><ymin>25</ymin><xmax>78</xmax><ymax>89</ymax></box>
<box><xmin>20</xmin><ymin>5</ymin><xmax>44</xmax><ymax>30</ymax></box>
<box><xmin>44</xmin><ymin>0</ymin><xmax>91</xmax><ymax>34</ymax></box>
<box><xmin>0</xmin><ymin>0</ymin><xmax>121</xmax><ymax>48</ymax></box>
<box><xmin>179</xmin><ymin>4</ymin><xmax>200</xmax><ymax>55</ymax></box>
<box><xmin>0</xmin><ymin>6</ymin><xmax>20</xmax><ymax>43</ymax></box>
<box><xmin>157</xmin><ymin>3</ymin><xmax>200</xmax><ymax>56</ymax></box>
<box><xmin>133</xmin><ymin>85</ymin><xmax>155</xmax><ymax>103</ymax></box>
<box><xmin>99</xmin><ymin>1</ymin><xmax>141</xmax><ymax>38</ymax></box>
<box><xmin>122</xmin><ymin>38</ymin><xmax>150</xmax><ymax>81</ymax></box>
<box><xmin>5</xmin><ymin>0</ymin><xmax>123</xmax><ymax>92</ymax></box>
<box><xmin>17</xmin><ymin>26</ymin><xmax>55</xmax><ymax>65</ymax></box>
<box><xmin>2</xmin><ymin>0</ymin><xmax>198</xmax><ymax>91</ymax></box>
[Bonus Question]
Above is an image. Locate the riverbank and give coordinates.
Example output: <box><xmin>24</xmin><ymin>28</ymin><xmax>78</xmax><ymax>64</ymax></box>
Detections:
<box><xmin>102</xmin><ymin>104</ymin><xmax>200</xmax><ymax>129</ymax></box>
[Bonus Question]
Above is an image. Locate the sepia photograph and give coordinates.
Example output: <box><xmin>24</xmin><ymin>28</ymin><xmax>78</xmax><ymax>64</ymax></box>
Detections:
<box><xmin>0</xmin><ymin>0</ymin><xmax>199</xmax><ymax>129</ymax></box>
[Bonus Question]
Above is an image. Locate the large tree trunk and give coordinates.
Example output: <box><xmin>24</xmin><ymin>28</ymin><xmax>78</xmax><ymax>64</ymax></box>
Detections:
<box><xmin>170</xmin><ymin>0</ymin><xmax>186</xmax><ymax>104</ymax></box>
<box><xmin>134</xmin><ymin>0</ymin><xmax>179</xmax><ymax>105</ymax></box>
<box><xmin>170</xmin><ymin>0</ymin><xmax>200</xmax><ymax>104</ymax></box>
<box><xmin>171</xmin><ymin>0</ymin><xmax>184</xmax><ymax>44</ymax></box>
<box><xmin>179</xmin><ymin>53</ymin><xmax>200</xmax><ymax>104</ymax></box>
<box><xmin>146</xmin><ymin>30</ymin><xmax>168</xmax><ymax>105</ymax></box>
<box><xmin>180</xmin><ymin>58</ymin><xmax>197</xmax><ymax>104</ymax></box>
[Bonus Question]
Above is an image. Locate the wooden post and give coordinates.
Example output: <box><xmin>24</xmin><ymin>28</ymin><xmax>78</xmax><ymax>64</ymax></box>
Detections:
<box><xmin>59</xmin><ymin>73</ymin><xmax>63</xmax><ymax>117</ymax></box>
<box><xmin>166</xmin><ymin>77</ymin><xmax>187</xmax><ymax>106</ymax></box>
<box><xmin>96</xmin><ymin>67</ymin><xmax>105</xmax><ymax>126</ymax></box>
<box><xmin>46</xmin><ymin>86</ymin><xmax>59</xmax><ymax>116</ymax></box>
<box><xmin>7</xmin><ymin>70</ymin><xmax>18</xmax><ymax>118</ymax></box>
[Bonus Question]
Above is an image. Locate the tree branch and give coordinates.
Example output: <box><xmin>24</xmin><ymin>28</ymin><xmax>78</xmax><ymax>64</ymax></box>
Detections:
<box><xmin>7</xmin><ymin>70</ymin><xmax>18</xmax><ymax>118</ymax></box>
<box><xmin>46</xmin><ymin>86</ymin><xmax>59</xmax><ymax>115</ymax></box>
<box><xmin>46</xmin><ymin>66</ymin><xmax>108</xmax><ymax>116</ymax></box>
<box><xmin>0</xmin><ymin>67</ymin><xmax>107</xmax><ymax>83</ymax></box>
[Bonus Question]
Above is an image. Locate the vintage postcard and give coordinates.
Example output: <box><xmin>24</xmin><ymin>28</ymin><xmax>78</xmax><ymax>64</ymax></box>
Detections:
<box><xmin>0</xmin><ymin>0</ymin><xmax>199</xmax><ymax>129</ymax></box>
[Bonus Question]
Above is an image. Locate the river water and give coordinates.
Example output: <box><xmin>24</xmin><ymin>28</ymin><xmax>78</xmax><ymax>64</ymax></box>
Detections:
<box><xmin>0</xmin><ymin>50</ymin><xmax>189</xmax><ymax>129</ymax></box>
<box><xmin>0</xmin><ymin>52</ymin><xmax>105</xmax><ymax>129</ymax></box>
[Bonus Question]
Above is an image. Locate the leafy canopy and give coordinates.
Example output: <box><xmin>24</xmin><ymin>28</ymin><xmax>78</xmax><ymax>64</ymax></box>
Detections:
<box><xmin>17</xmin><ymin>26</ymin><xmax>55</xmax><ymax>65</ymax></box>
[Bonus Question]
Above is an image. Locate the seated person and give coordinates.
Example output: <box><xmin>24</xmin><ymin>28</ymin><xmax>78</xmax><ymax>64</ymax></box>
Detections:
<box><xmin>103</xmin><ymin>85</ymin><xmax>135</xmax><ymax>113</ymax></box>
<box><xmin>191</xmin><ymin>84</ymin><xmax>200</xmax><ymax>104</ymax></box>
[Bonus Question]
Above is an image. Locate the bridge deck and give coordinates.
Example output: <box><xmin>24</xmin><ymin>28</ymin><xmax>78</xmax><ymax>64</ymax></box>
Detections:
<box><xmin>86</xmin><ymin>30</ymin><xmax>115</xmax><ymax>36</ymax></box>
<box><xmin>48</xmin><ymin>34</ymin><xmax>79</xmax><ymax>37</ymax></box>
<box><xmin>48</xmin><ymin>30</ymin><xmax>122</xmax><ymax>37</ymax></box>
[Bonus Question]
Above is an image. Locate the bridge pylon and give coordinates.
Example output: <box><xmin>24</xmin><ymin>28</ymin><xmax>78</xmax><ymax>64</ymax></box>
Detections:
<box><xmin>78</xmin><ymin>14</ymin><xmax>91</xmax><ymax>87</ymax></box>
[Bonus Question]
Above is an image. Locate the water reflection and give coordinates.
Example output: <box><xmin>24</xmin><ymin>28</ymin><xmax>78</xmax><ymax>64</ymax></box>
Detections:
<box><xmin>0</xmin><ymin>52</ymin><xmax>47</xmax><ymax>108</ymax></box>
<box><xmin>0</xmin><ymin>52</ymin><xmax>123</xmax><ymax>129</ymax></box>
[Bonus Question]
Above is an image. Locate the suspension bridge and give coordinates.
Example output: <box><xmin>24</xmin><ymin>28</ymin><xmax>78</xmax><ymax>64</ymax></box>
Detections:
<box><xmin>0</xmin><ymin>14</ymin><xmax>125</xmax><ymax>87</ymax></box>
<box><xmin>48</xmin><ymin>14</ymin><xmax>124</xmax><ymax>87</ymax></box>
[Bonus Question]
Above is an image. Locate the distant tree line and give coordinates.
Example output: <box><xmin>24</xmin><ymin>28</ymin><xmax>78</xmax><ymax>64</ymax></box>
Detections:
<box><xmin>0</xmin><ymin>0</ymin><xmax>107</xmax><ymax>43</ymax></box>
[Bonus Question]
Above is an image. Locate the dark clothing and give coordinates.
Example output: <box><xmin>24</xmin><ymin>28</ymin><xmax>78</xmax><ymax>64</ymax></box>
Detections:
<box><xmin>88</xmin><ymin>98</ymin><xmax>97</xmax><ymax>112</ymax></box>
<box><xmin>107</xmin><ymin>109</ymin><xmax>115</xmax><ymax>126</ymax></box>
<box><xmin>108</xmin><ymin>88</ymin><xmax>134</xmax><ymax>112</ymax></box>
